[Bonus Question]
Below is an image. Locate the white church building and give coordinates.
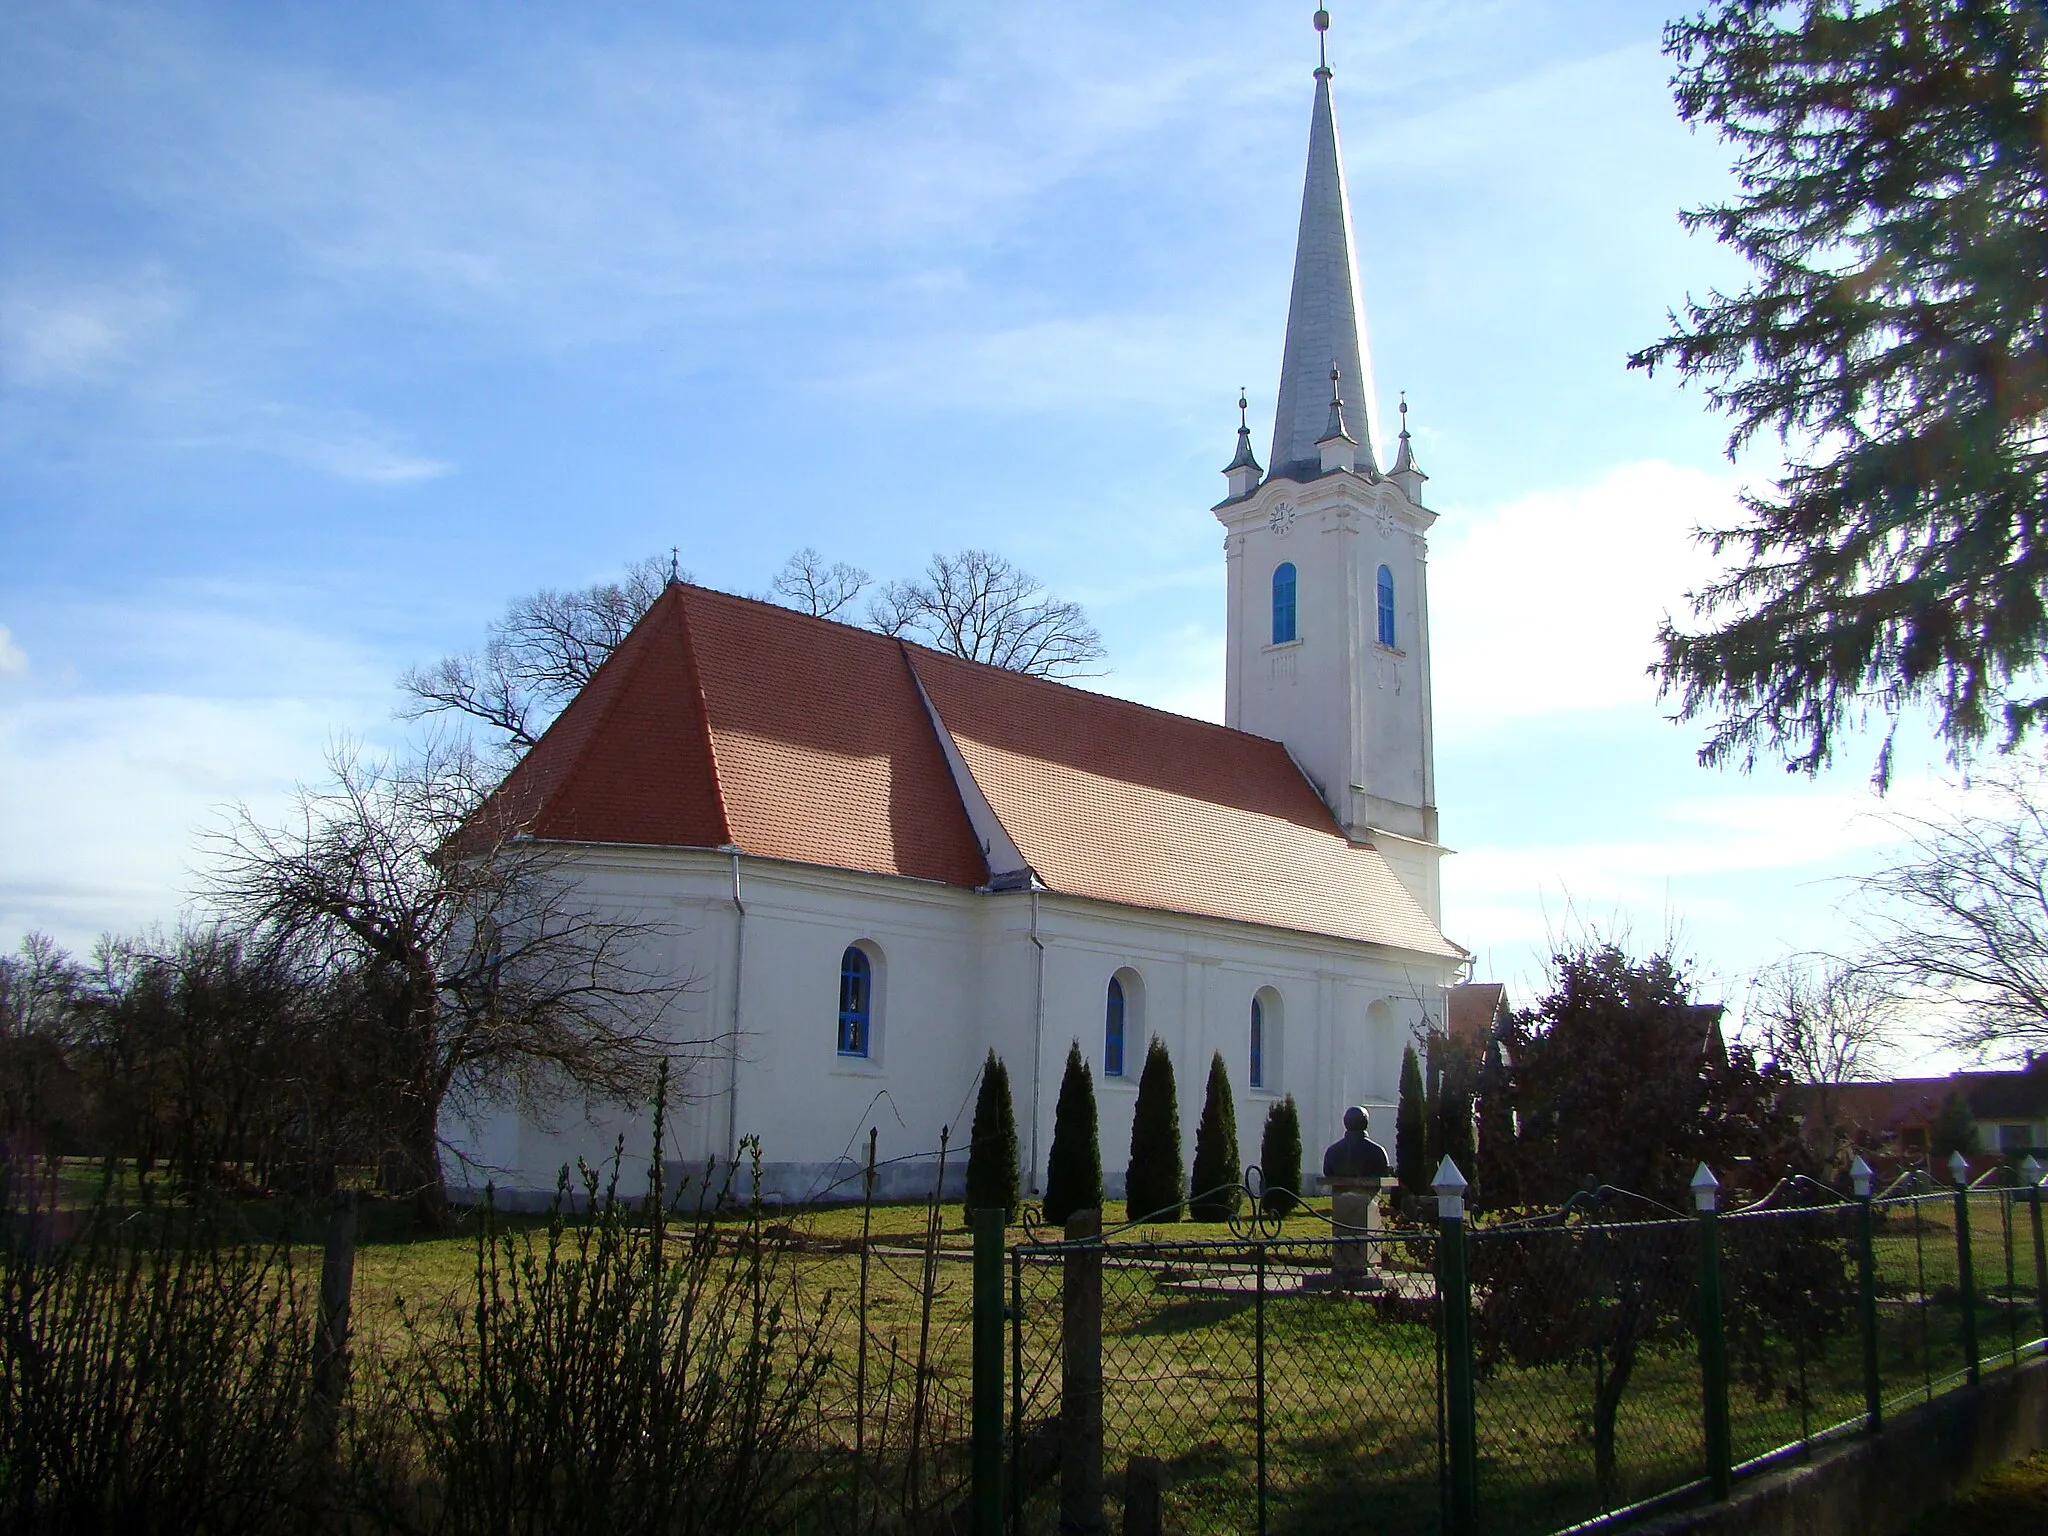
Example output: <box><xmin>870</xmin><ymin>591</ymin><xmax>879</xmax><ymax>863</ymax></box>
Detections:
<box><xmin>452</xmin><ymin>33</ymin><xmax>1470</xmax><ymax>1206</ymax></box>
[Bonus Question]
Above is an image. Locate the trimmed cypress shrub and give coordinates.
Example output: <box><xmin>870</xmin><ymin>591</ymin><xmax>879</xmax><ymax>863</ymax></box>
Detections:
<box><xmin>1188</xmin><ymin>1051</ymin><xmax>1242</xmax><ymax>1220</ymax></box>
<box><xmin>1042</xmin><ymin>1041</ymin><xmax>1101</xmax><ymax>1226</ymax></box>
<box><xmin>1396</xmin><ymin>1042</ymin><xmax>1428</xmax><ymax>1198</ymax></box>
<box><xmin>963</xmin><ymin>1049</ymin><xmax>1020</xmax><ymax>1224</ymax></box>
<box><xmin>1124</xmin><ymin>1037</ymin><xmax>1183</xmax><ymax>1223</ymax></box>
<box><xmin>1260</xmin><ymin>1094</ymin><xmax>1304</xmax><ymax>1217</ymax></box>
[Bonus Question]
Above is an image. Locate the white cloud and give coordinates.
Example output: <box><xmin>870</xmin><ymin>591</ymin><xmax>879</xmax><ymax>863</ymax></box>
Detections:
<box><xmin>0</xmin><ymin>690</ymin><xmax>341</xmax><ymax>949</ymax></box>
<box><xmin>0</xmin><ymin>626</ymin><xmax>25</xmax><ymax>677</ymax></box>
<box><xmin>0</xmin><ymin>276</ymin><xmax>184</xmax><ymax>387</ymax></box>
<box><xmin>194</xmin><ymin>403</ymin><xmax>453</xmax><ymax>485</ymax></box>
<box><xmin>1430</xmin><ymin>460</ymin><xmax>1734</xmax><ymax>734</ymax></box>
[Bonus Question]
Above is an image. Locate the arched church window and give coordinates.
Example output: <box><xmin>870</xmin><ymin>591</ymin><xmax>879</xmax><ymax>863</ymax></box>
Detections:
<box><xmin>1104</xmin><ymin>976</ymin><xmax>1127</xmax><ymax>1077</ymax></box>
<box><xmin>1376</xmin><ymin>563</ymin><xmax>1396</xmax><ymax>648</ymax></box>
<box><xmin>838</xmin><ymin>945</ymin><xmax>873</xmax><ymax>1057</ymax></box>
<box><xmin>1272</xmin><ymin>563</ymin><xmax>1298</xmax><ymax>644</ymax></box>
<box><xmin>1250</xmin><ymin>996</ymin><xmax>1265</xmax><ymax>1088</ymax></box>
<box><xmin>1251</xmin><ymin>986</ymin><xmax>1282</xmax><ymax>1089</ymax></box>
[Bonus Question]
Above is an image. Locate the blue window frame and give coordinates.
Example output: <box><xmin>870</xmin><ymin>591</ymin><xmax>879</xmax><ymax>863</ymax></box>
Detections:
<box><xmin>838</xmin><ymin>945</ymin><xmax>872</xmax><ymax>1057</ymax></box>
<box><xmin>1272</xmin><ymin>562</ymin><xmax>1298</xmax><ymax>645</ymax></box>
<box><xmin>1104</xmin><ymin>976</ymin><xmax>1126</xmax><ymax>1077</ymax></box>
<box><xmin>1376</xmin><ymin>563</ymin><xmax>1396</xmax><ymax>648</ymax></box>
<box><xmin>1250</xmin><ymin>996</ymin><xmax>1264</xmax><ymax>1089</ymax></box>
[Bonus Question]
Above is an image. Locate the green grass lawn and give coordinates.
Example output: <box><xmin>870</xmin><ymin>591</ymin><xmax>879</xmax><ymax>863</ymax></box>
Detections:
<box><xmin>1908</xmin><ymin>1450</ymin><xmax>2048</xmax><ymax>1536</ymax></box>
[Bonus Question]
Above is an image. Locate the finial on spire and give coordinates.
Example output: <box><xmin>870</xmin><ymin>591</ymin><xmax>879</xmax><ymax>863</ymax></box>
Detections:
<box><xmin>668</xmin><ymin>546</ymin><xmax>681</xmax><ymax>584</ymax></box>
<box><xmin>1239</xmin><ymin>387</ymin><xmax>1250</xmax><ymax>430</ymax></box>
<box><xmin>1314</xmin><ymin>7</ymin><xmax>1331</xmax><ymax>76</ymax></box>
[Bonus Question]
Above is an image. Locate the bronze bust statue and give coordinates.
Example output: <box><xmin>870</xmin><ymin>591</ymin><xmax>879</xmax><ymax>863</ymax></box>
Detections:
<box><xmin>1322</xmin><ymin>1105</ymin><xmax>1391</xmax><ymax>1180</ymax></box>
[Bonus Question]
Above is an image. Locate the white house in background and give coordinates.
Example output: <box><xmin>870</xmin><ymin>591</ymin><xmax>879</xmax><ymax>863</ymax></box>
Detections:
<box><xmin>449</xmin><ymin>33</ymin><xmax>1470</xmax><ymax>1206</ymax></box>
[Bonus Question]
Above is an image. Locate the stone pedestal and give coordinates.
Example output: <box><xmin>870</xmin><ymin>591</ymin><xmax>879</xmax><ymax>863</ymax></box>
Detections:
<box><xmin>1326</xmin><ymin>1176</ymin><xmax>1386</xmax><ymax>1289</ymax></box>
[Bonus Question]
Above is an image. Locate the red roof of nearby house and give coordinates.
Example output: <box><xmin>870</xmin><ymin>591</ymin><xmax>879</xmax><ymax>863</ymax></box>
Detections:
<box><xmin>1821</xmin><ymin>1066</ymin><xmax>2048</xmax><ymax>1135</ymax></box>
<box><xmin>483</xmin><ymin>583</ymin><xmax>1460</xmax><ymax>958</ymax></box>
<box><xmin>1447</xmin><ymin>982</ymin><xmax>1506</xmax><ymax>1046</ymax></box>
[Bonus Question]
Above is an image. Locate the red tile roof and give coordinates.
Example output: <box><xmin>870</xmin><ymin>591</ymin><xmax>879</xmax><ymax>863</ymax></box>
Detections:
<box><xmin>911</xmin><ymin>648</ymin><xmax>1457</xmax><ymax>956</ymax></box>
<box><xmin>483</xmin><ymin>583</ymin><xmax>1459</xmax><ymax>958</ymax></box>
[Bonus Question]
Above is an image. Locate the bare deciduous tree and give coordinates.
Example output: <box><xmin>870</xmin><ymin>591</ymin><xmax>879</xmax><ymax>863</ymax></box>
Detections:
<box><xmin>868</xmin><ymin>548</ymin><xmax>1106</xmax><ymax>677</ymax></box>
<box><xmin>1743</xmin><ymin>954</ymin><xmax>1897</xmax><ymax>1163</ymax></box>
<box><xmin>768</xmin><ymin>547</ymin><xmax>871</xmax><ymax>619</ymax></box>
<box><xmin>399</xmin><ymin>554</ymin><xmax>676</xmax><ymax>753</ymax></box>
<box><xmin>203</xmin><ymin>738</ymin><xmax>696</xmax><ymax>1225</ymax></box>
<box><xmin>1857</xmin><ymin>764</ymin><xmax>2048</xmax><ymax>1061</ymax></box>
<box><xmin>408</xmin><ymin>547</ymin><xmax>1107</xmax><ymax>763</ymax></box>
<box><xmin>0</xmin><ymin>933</ymin><xmax>85</xmax><ymax>1157</ymax></box>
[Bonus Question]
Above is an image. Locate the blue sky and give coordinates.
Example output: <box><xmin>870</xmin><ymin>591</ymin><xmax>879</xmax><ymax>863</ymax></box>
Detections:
<box><xmin>0</xmin><ymin>0</ymin><xmax>1982</xmax><ymax>1066</ymax></box>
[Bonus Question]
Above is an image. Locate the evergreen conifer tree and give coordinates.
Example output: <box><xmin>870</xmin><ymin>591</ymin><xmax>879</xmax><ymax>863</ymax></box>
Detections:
<box><xmin>1259</xmin><ymin>1094</ymin><xmax>1304</xmax><ymax>1218</ymax></box>
<box><xmin>962</xmin><ymin>1048</ymin><xmax>1020</xmax><ymax>1224</ymax></box>
<box><xmin>1188</xmin><ymin>1051</ymin><xmax>1242</xmax><ymax>1220</ymax></box>
<box><xmin>1928</xmin><ymin>1089</ymin><xmax>1977</xmax><ymax>1164</ymax></box>
<box><xmin>1474</xmin><ymin>1041</ymin><xmax>1517</xmax><ymax>1211</ymax></box>
<box><xmin>1396</xmin><ymin>1042</ymin><xmax>1428</xmax><ymax>1197</ymax></box>
<box><xmin>1042</xmin><ymin>1041</ymin><xmax>1101</xmax><ymax>1226</ymax></box>
<box><xmin>1124</xmin><ymin>1037</ymin><xmax>1183</xmax><ymax>1222</ymax></box>
<box><xmin>1631</xmin><ymin>2</ymin><xmax>2048</xmax><ymax>776</ymax></box>
<box><xmin>1436</xmin><ymin>1042</ymin><xmax>1477</xmax><ymax>1184</ymax></box>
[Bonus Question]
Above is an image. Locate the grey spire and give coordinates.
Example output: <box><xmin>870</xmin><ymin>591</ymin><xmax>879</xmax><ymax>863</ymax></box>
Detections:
<box><xmin>1227</xmin><ymin>388</ymin><xmax>1261</xmax><ymax>471</ymax></box>
<box><xmin>1318</xmin><ymin>365</ymin><xmax>1353</xmax><ymax>446</ymax></box>
<box><xmin>1269</xmin><ymin>43</ymin><xmax>1379</xmax><ymax>482</ymax></box>
<box><xmin>1391</xmin><ymin>393</ymin><xmax>1421</xmax><ymax>475</ymax></box>
<box><xmin>1222</xmin><ymin>387</ymin><xmax>1263</xmax><ymax>499</ymax></box>
<box><xmin>1390</xmin><ymin>391</ymin><xmax>1427</xmax><ymax>501</ymax></box>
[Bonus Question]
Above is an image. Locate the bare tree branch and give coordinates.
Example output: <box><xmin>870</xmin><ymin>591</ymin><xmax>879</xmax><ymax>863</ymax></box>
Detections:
<box><xmin>1741</xmin><ymin>953</ymin><xmax>1898</xmax><ymax>1164</ymax></box>
<box><xmin>200</xmin><ymin>737</ymin><xmax>703</xmax><ymax>1223</ymax></box>
<box><xmin>1856</xmin><ymin>760</ymin><xmax>2048</xmax><ymax>1060</ymax></box>
<box><xmin>767</xmin><ymin>548</ymin><xmax>871</xmax><ymax>619</ymax></box>
<box><xmin>398</xmin><ymin>555</ymin><xmax>675</xmax><ymax>754</ymax></box>
<box><xmin>867</xmin><ymin>549</ymin><xmax>1106</xmax><ymax>677</ymax></box>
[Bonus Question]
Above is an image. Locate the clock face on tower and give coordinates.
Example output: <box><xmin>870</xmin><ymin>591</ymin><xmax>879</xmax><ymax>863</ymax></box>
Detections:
<box><xmin>1268</xmin><ymin>500</ymin><xmax>1296</xmax><ymax>537</ymax></box>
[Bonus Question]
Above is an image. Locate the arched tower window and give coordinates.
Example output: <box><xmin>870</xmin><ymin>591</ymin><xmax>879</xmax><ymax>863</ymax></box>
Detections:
<box><xmin>837</xmin><ymin>945</ymin><xmax>873</xmax><ymax>1057</ymax></box>
<box><xmin>1272</xmin><ymin>562</ymin><xmax>1298</xmax><ymax>644</ymax></box>
<box><xmin>1104</xmin><ymin>976</ymin><xmax>1127</xmax><ymax>1078</ymax></box>
<box><xmin>1376</xmin><ymin>563</ymin><xmax>1396</xmax><ymax>648</ymax></box>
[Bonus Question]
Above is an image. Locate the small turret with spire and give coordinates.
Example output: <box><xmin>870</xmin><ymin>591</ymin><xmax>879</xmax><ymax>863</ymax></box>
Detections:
<box><xmin>1389</xmin><ymin>393</ymin><xmax>1426</xmax><ymax>503</ymax></box>
<box><xmin>1316</xmin><ymin>364</ymin><xmax>1358</xmax><ymax>475</ymax></box>
<box><xmin>1223</xmin><ymin>388</ymin><xmax>1262</xmax><ymax>500</ymax></box>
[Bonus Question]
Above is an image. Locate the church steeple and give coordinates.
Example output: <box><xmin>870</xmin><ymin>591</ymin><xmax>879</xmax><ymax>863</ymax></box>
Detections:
<box><xmin>1269</xmin><ymin>12</ymin><xmax>1378</xmax><ymax>483</ymax></box>
<box><xmin>1211</xmin><ymin>8</ymin><xmax>1441</xmax><ymax>928</ymax></box>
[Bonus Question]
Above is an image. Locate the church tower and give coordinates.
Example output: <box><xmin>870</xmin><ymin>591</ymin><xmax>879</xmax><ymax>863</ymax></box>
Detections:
<box><xmin>1215</xmin><ymin>12</ymin><xmax>1442</xmax><ymax>925</ymax></box>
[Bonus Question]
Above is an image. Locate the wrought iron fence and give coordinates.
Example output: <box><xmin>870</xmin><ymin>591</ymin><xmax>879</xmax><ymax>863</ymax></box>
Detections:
<box><xmin>966</xmin><ymin>1159</ymin><xmax>2048</xmax><ymax>1536</ymax></box>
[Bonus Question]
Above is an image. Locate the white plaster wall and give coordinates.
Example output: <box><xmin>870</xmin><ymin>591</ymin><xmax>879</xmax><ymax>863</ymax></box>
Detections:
<box><xmin>444</xmin><ymin>845</ymin><xmax>1457</xmax><ymax>1208</ymax></box>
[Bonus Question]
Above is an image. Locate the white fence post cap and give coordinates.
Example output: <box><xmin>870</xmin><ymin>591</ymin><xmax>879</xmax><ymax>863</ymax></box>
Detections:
<box><xmin>2021</xmin><ymin>1153</ymin><xmax>2045</xmax><ymax>1188</ymax></box>
<box><xmin>1432</xmin><ymin>1156</ymin><xmax>1468</xmax><ymax>1220</ymax></box>
<box><xmin>1848</xmin><ymin>1153</ymin><xmax>1874</xmax><ymax>1199</ymax></box>
<box><xmin>1690</xmin><ymin>1162</ymin><xmax>1720</xmax><ymax>1213</ymax></box>
<box><xmin>1947</xmin><ymin>1150</ymin><xmax>1971</xmax><ymax>1186</ymax></box>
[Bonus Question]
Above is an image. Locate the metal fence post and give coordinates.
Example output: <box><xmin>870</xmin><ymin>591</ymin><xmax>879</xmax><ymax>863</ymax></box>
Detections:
<box><xmin>1851</xmin><ymin>1156</ymin><xmax>1882</xmax><ymax>1431</ymax></box>
<box><xmin>1948</xmin><ymin>1152</ymin><xmax>1979</xmax><ymax>1386</ymax></box>
<box><xmin>1433</xmin><ymin>1158</ymin><xmax>1477</xmax><ymax>1536</ymax></box>
<box><xmin>2024</xmin><ymin>1157</ymin><xmax>2048</xmax><ymax>1342</ymax></box>
<box><xmin>1061</xmin><ymin>1208</ymin><xmax>1106</xmax><ymax>1535</ymax></box>
<box><xmin>1691</xmin><ymin>1164</ymin><xmax>1732</xmax><ymax>1503</ymax></box>
<box><xmin>309</xmin><ymin>1188</ymin><xmax>356</xmax><ymax>1458</ymax></box>
<box><xmin>973</xmin><ymin>1208</ymin><xmax>1005</xmax><ymax>1536</ymax></box>
<box><xmin>1255</xmin><ymin>1240</ymin><xmax>1268</xmax><ymax>1536</ymax></box>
